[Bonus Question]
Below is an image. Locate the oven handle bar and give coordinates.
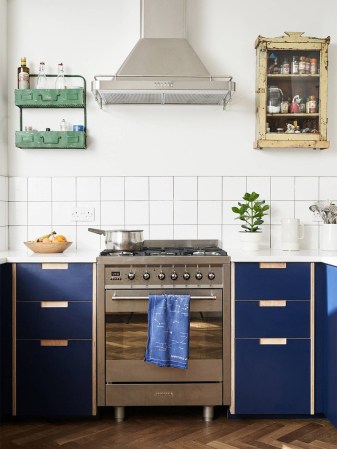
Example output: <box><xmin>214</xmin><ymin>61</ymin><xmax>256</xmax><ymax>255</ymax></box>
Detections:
<box><xmin>110</xmin><ymin>295</ymin><xmax>217</xmax><ymax>300</ymax></box>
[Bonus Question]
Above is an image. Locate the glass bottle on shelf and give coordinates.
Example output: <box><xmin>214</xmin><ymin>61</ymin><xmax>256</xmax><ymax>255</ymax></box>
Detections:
<box><xmin>36</xmin><ymin>62</ymin><xmax>48</xmax><ymax>89</ymax></box>
<box><xmin>18</xmin><ymin>57</ymin><xmax>30</xmax><ymax>89</ymax></box>
<box><xmin>291</xmin><ymin>56</ymin><xmax>299</xmax><ymax>74</ymax></box>
<box><xmin>55</xmin><ymin>63</ymin><xmax>65</xmax><ymax>89</ymax></box>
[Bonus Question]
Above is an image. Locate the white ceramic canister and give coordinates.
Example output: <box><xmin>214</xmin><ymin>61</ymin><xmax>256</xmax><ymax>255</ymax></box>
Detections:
<box><xmin>320</xmin><ymin>224</ymin><xmax>337</xmax><ymax>250</ymax></box>
<box><xmin>281</xmin><ymin>218</ymin><xmax>304</xmax><ymax>251</ymax></box>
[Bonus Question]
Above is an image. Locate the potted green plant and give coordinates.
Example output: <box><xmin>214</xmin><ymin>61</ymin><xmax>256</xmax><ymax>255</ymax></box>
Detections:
<box><xmin>232</xmin><ymin>192</ymin><xmax>270</xmax><ymax>250</ymax></box>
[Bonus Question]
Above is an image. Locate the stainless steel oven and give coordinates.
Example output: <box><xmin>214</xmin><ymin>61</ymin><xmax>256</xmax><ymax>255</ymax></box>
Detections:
<box><xmin>96</xmin><ymin>240</ymin><xmax>230</xmax><ymax>422</ymax></box>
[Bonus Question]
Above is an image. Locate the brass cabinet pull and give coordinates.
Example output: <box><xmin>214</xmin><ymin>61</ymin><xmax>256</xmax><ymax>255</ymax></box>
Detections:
<box><xmin>259</xmin><ymin>300</ymin><xmax>287</xmax><ymax>307</ymax></box>
<box><xmin>259</xmin><ymin>338</ymin><xmax>287</xmax><ymax>345</ymax></box>
<box><xmin>259</xmin><ymin>262</ymin><xmax>286</xmax><ymax>269</ymax></box>
<box><xmin>41</xmin><ymin>263</ymin><xmax>69</xmax><ymax>270</ymax></box>
<box><xmin>40</xmin><ymin>339</ymin><xmax>69</xmax><ymax>347</ymax></box>
<box><xmin>40</xmin><ymin>301</ymin><xmax>69</xmax><ymax>308</ymax></box>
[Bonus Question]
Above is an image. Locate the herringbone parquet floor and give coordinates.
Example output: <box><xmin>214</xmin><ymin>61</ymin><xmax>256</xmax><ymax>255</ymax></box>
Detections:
<box><xmin>1</xmin><ymin>407</ymin><xmax>337</xmax><ymax>449</ymax></box>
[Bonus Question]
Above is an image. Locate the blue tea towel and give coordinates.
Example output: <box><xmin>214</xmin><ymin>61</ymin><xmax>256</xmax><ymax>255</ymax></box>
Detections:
<box><xmin>144</xmin><ymin>294</ymin><xmax>190</xmax><ymax>369</ymax></box>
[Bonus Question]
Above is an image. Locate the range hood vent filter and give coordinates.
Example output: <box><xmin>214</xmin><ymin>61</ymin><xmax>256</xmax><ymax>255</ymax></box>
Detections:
<box><xmin>92</xmin><ymin>0</ymin><xmax>235</xmax><ymax>108</ymax></box>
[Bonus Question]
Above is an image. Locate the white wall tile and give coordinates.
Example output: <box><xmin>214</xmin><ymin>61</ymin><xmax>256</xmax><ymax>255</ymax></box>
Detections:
<box><xmin>295</xmin><ymin>201</ymin><xmax>319</xmax><ymax>225</ymax></box>
<box><xmin>198</xmin><ymin>201</ymin><xmax>222</xmax><ymax>225</ymax></box>
<box><xmin>101</xmin><ymin>201</ymin><xmax>124</xmax><ymax>226</ymax></box>
<box><xmin>125</xmin><ymin>201</ymin><xmax>149</xmax><ymax>225</ymax></box>
<box><xmin>174</xmin><ymin>225</ymin><xmax>197</xmax><ymax>239</ymax></box>
<box><xmin>9</xmin><ymin>226</ymin><xmax>27</xmax><ymax>250</ymax></box>
<box><xmin>319</xmin><ymin>177</ymin><xmax>337</xmax><ymax>202</ymax></box>
<box><xmin>221</xmin><ymin>225</ymin><xmax>242</xmax><ymax>250</ymax></box>
<box><xmin>174</xmin><ymin>201</ymin><xmax>197</xmax><ymax>224</ymax></box>
<box><xmin>150</xmin><ymin>225</ymin><xmax>174</xmax><ymax>239</ymax></box>
<box><xmin>125</xmin><ymin>177</ymin><xmax>148</xmax><ymax>200</ymax></box>
<box><xmin>28</xmin><ymin>202</ymin><xmax>51</xmax><ymax>225</ymax></box>
<box><xmin>270</xmin><ymin>224</ymin><xmax>282</xmax><ymax>250</ymax></box>
<box><xmin>77</xmin><ymin>177</ymin><xmax>100</xmax><ymax>201</ymax></box>
<box><xmin>52</xmin><ymin>177</ymin><xmax>76</xmax><ymax>201</ymax></box>
<box><xmin>270</xmin><ymin>201</ymin><xmax>294</xmax><ymax>224</ymax></box>
<box><xmin>295</xmin><ymin>177</ymin><xmax>318</xmax><ymax>201</ymax></box>
<box><xmin>9</xmin><ymin>202</ymin><xmax>27</xmax><ymax>226</ymax></box>
<box><xmin>0</xmin><ymin>176</ymin><xmax>8</xmax><ymax>201</ymax></box>
<box><xmin>77</xmin><ymin>225</ymin><xmax>101</xmax><ymax>251</ymax></box>
<box><xmin>101</xmin><ymin>177</ymin><xmax>124</xmax><ymax>201</ymax></box>
<box><xmin>149</xmin><ymin>201</ymin><xmax>173</xmax><ymax>225</ymax></box>
<box><xmin>223</xmin><ymin>200</ymin><xmax>240</xmax><ymax>225</ymax></box>
<box><xmin>149</xmin><ymin>177</ymin><xmax>173</xmax><ymax>200</ymax></box>
<box><xmin>0</xmin><ymin>227</ymin><xmax>8</xmax><ymax>251</ymax></box>
<box><xmin>222</xmin><ymin>177</ymin><xmax>246</xmax><ymax>200</ymax></box>
<box><xmin>77</xmin><ymin>201</ymin><xmax>101</xmax><ymax>226</ymax></box>
<box><xmin>197</xmin><ymin>225</ymin><xmax>222</xmax><ymax>241</ymax></box>
<box><xmin>198</xmin><ymin>177</ymin><xmax>222</xmax><ymax>200</ymax></box>
<box><xmin>52</xmin><ymin>202</ymin><xmax>76</xmax><ymax>226</ymax></box>
<box><xmin>28</xmin><ymin>177</ymin><xmax>51</xmax><ymax>201</ymax></box>
<box><xmin>174</xmin><ymin>177</ymin><xmax>197</xmax><ymax>200</ymax></box>
<box><xmin>247</xmin><ymin>177</ymin><xmax>270</xmax><ymax>200</ymax></box>
<box><xmin>9</xmin><ymin>177</ymin><xmax>27</xmax><ymax>201</ymax></box>
<box><xmin>0</xmin><ymin>202</ymin><xmax>8</xmax><ymax>227</ymax></box>
<box><xmin>271</xmin><ymin>177</ymin><xmax>295</xmax><ymax>200</ymax></box>
<box><xmin>302</xmin><ymin>225</ymin><xmax>319</xmax><ymax>249</ymax></box>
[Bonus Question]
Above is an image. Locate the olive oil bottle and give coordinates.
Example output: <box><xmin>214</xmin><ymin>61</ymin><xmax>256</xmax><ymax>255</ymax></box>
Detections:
<box><xmin>18</xmin><ymin>57</ymin><xmax>30</xmax><ymax>89</ymax></box>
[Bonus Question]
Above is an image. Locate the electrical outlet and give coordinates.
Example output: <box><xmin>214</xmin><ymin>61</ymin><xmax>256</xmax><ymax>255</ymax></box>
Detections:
<box><xmin>71</xmin><ymin>207</ymin><xmax>95</xmax><ymax>222</ymax></box>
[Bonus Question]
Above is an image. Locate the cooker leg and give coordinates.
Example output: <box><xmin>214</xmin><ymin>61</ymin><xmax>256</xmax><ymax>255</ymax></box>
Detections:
<box><xmin>203</xmin><ymin>406</ymin><xmax>214</xmax><ymax>422</ymax></box>
<box><xmin>114</xmin><ymin>406</ymin><xmax>125</xmax><ymax>422</ymax></box>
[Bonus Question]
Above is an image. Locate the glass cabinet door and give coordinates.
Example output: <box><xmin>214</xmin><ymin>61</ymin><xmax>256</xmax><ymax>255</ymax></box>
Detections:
<box><xmin>255</xmin><ymin>32</ymin><xmax>330</xmax><ymax>149</ymax></box>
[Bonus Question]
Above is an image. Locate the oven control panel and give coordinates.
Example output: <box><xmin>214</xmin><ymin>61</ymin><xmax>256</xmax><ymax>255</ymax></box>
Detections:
<box><xmin>105</xmin><ymin>264</ymin><xmax>224</xmax><ymax>287</ymax></box>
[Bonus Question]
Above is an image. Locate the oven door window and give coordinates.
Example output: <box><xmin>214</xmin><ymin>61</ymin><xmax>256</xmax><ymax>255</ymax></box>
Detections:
<box><xmin>105</xmin><ymin>311</ymin><xmax>222</xmax><ymax>361</ymax></box>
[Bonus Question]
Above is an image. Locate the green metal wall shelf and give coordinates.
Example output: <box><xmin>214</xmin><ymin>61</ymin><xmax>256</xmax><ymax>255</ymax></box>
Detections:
<box><xmin>15</xmin><ymin>74</ymin><xmax>87</xmax><ymax>149</ymax></box>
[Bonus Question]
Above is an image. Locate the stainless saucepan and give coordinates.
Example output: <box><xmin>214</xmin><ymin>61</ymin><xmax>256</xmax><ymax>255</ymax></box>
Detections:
<box><xmin>88</xmin><ymin>228</ymin><xmax>144</xmax><ymax>251</ymax></box>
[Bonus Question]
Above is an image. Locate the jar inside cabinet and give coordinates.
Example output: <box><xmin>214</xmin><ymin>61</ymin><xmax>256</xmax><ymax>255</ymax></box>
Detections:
<box><xmin>254</xmin><ymin>32</ymin><xmax>330</xmax><ymax>149</ymax></box>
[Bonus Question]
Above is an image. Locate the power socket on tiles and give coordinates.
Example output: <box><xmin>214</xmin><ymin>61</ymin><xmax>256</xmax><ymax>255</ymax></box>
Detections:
<box><xmin>71</xmin><ymin>207</ymin><xmax>95</xmax><ymax>222</ymax></box>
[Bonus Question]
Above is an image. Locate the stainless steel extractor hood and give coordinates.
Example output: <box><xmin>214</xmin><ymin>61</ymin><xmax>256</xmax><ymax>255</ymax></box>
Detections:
<box><xmin>91</xmin><ymin>0</ymin><xmax>235</xmax><ymax>108</ymax></box>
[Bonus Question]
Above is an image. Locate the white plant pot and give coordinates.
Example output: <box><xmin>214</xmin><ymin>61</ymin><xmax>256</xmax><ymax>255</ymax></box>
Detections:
<box><xmin>240</xmin><ymin>232</ymin><xmax>262</xmax><ymax>251</ymax></box>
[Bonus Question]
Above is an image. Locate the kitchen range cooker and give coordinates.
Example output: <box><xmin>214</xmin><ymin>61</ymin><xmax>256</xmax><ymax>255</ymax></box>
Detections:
<box><xmin>96</xmin><ymin>240</ymin><xmax>230</xmax><ymax>422</ymax></box>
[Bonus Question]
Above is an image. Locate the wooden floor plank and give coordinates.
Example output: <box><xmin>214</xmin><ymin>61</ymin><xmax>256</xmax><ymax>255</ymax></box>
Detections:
<box><xmin>1</xmin><ymin>409</ymin><xmax>337</xmax><ymax>449</ymax></box>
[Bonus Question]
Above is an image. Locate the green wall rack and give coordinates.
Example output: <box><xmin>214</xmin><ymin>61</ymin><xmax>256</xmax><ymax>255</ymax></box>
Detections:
<box><xmin>15</xmin><ymin>74</ymin><xmax>87</xmax><ymax>149</ymax></box>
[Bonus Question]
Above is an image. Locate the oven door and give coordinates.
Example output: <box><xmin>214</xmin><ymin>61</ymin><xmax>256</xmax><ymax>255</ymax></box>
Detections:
<box><xmin>104</xmin><ymin>288</ymin><xmax>223</xmax><ymax>383</ymax></box>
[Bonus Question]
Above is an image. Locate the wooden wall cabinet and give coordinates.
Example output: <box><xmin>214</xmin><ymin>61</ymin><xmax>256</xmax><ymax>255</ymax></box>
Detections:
<box><xmin>254</xmin><ymin>32</ymin><xmax>330</xmax><ymax>150</ymax></box>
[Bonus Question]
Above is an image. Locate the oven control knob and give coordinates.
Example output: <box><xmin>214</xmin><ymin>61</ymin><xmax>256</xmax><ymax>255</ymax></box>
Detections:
<box><xmin>143</xmin><ymin>272</ymin><xmax>150</xmax><ymax>281</ymax></box>
<box><xmin>158</xmin><ymin>272</ymin><xmax>165</xmax><ymax>281</ymax></box>
<box><xmin>171</xmin><ymin>271</ymin><xmax>178</xmax><ymax>281</ymax></box>
<box><xmin>195</xmin><ymin>271</ymin><xmax>203</xmax><ymax>281</ymax></box>
<box><xmin>183</xmin><ymin>272</ymin><xmax>190</xmax><ymax>280</ymax></box>
<box><xmin>128</xmin><ymin>272</ymin><xmax>135</xmax><ymax>280</ymax></box>
<box><xmin>208</xmin><ymin>271</ymin><xmax>216</xmax><ymax>280</ymax></box>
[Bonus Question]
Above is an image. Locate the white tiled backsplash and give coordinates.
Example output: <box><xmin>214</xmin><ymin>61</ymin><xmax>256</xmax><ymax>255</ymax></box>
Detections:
<box><xmin>1</xmin><ymin>175</ymin><xmax>337</xmax><ymax>252</ymax></box>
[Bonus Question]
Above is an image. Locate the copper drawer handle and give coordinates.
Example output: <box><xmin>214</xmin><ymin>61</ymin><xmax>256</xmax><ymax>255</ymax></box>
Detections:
<box><xmin>40</xmin><ymin>339</ymin><xmax>69</xmax><ymax>347</ymax></box>
<box><xmin>259</xmin><ymin>300</ymin><xmax>287</xmax><ymax>307</ymax></box>
<box><xmin>259</xmin><ymin>338</ymin><xmax>287</xmax><ymax>345</ymax></box>
<box><xmin>259</xmin><ymin>262</ymin><xmax>286</xmax><ymax>269</ymax></box>
<box><xmin>40</xmin><ymin>301</ymin><xmax>69</xmax><ymax>308</ymax></box>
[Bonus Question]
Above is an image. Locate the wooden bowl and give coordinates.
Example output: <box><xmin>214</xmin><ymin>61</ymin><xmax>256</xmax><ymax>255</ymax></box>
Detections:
<box><xmin>24</xmin><ymin>241</ymin><xmax>72</xmax><ymax>254</ymax></box>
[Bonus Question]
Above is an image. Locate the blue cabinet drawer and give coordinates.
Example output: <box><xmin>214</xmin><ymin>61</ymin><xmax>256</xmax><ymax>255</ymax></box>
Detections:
<box><xmin>16</xmin><ymin>263</ymin><xmax>93</xmax><ymax>301</ymax></box>
<box><xmin>235</xmin><ymin>262</ymin><xmax>311</xmax><ymax>300</ymax></box>
<box><xmin>235</xmin><ymin>338</ymin><xmax>310</xmax><ymax>414</ymax></box>
<box><xmin>16</xmin><ymin>340</ymin><xmax>92</xmax><ymax>416</ymax></box>
<box><xmin>235</xmin><ymin>300</ymin><xmax>310</xmax><ymax>338</ymax></box>
<box><xmin>16</xmin><ymin>301</ymin><xmax>92</xmax><ymax>339</ymax></box>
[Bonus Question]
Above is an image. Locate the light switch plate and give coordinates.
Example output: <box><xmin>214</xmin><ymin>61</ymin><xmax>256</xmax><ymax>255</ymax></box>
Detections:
<box><xmin>71</xmin><ymin>207</ymin><xmax>95</xmax><ymax>222</ymax></box>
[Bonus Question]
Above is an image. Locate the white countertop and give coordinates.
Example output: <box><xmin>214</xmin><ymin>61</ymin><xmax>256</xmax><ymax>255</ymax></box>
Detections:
<box><xmin>1</xmin><ymin>249</ymin><xmax>337</xmax><ymax>267</ymax></box>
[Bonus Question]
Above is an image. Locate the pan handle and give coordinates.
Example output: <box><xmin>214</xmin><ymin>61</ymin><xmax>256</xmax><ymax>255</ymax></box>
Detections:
<box><xmin>88</xmin><ymin>228</ymin><xmax>106</xmax><ymax>236</ymax></box>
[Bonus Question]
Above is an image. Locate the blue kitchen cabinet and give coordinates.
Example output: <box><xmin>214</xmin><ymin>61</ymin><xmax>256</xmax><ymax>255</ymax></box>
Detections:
<box><xmin>315</xmin><ymin>263</ymin><xmax>337</xmax><ymax>426</ymax></box>
<box><xmin>0</xmin><ymin>264</ymin><xmax>12</xmax><ymax>419</ymax></box>
<box><xmin>233</xmin><ymin>262</ymin><xmax>312</xmax><ymax>415</ymax></box>
<box><xmin>14</xmin><ymin>263</ymin><xmax>95</xmax><ymax>417</ymax></box>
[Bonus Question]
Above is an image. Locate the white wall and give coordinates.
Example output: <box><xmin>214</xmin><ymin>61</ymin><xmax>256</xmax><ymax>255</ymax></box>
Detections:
<box><xmin>6</xmin><ymin>0</ymin><xmax>337</xmax><ymax>177</ymax></box>
<box><xmin>0</xmin><ymin>0</ymin><xmax>7</xmax><ymax>176</ymax></box>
